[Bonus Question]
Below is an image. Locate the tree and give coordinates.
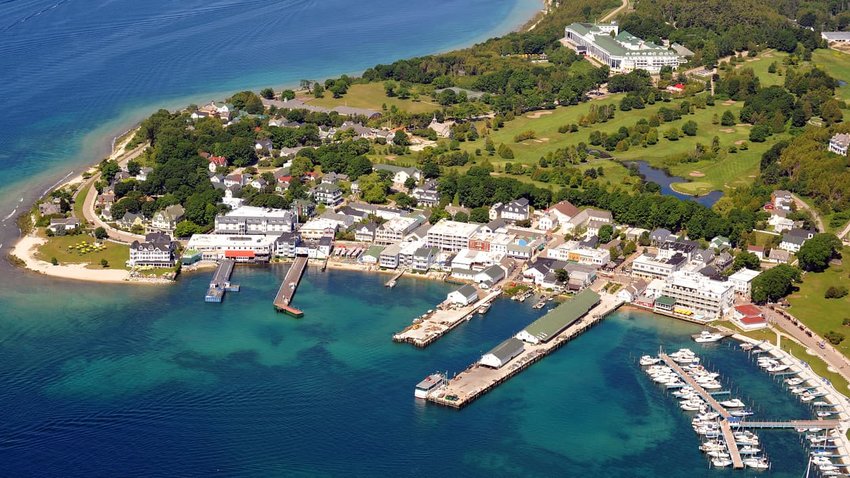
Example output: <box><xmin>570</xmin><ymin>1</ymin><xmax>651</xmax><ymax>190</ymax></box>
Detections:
<box><xmin>313</xmin><ymin>83</ymin><xmax>324</xmax><ymax>98</ymax></box>
<box><xmin>797</xmin><ymin>233</ymin><xmax>841</xmax><ymax>272</ymax></box>
<box><xmin>470</xmin><ymin>206</ymin><xmax>489</xmax><ymax>223</ymax></box>
<box><xmin>393</xmin><ymin>131</ymin><xmax>411</xmax><ymax>147</ymax></box>
<box><xmin>497</xmin><ymin>144</ymin><xmax>514</xmax><ymax>159</ymax></box>
<box><xmin>174</xmin><ymin>220</ymin><xmax>203</xmax><ymax>238</ymax></box>
<box><xmin>404</xmin><ymin>176</ymin><xmax>417</xmax><ymax>192</ymax></box>
<box><xmin>721</xmin><ymin>110</ymin><xmax>736</xmax><ymax>126</ymax></box>
<box><xmin>280</xmin><ymin>89</ymin><xmax>295</xmax><ymax>101</ymax></box>
<box><xmin>260</xmin><ymin>88</ymin><xmax>275</xmax><ymax>99</ymax></box>
<box><xmin>454</xmin><ymin>211</ymin><xmax>469</xmax><ymax>223</ymax></box>
<box><xmin>100</xmin><ymin>259</ymin><xmax>110</xmax><ymax>268</ymax></box>
<box><xmin>94</xmin><ymin>227</ymin><xmax>107</xmax><ymax>240</ymax></box>
<box><xmin>821</xmin><ymin>100</ymin><xmax>843</xmax><ymax>126</ymax></box>
<box><xmin>664</xmin><ymin>127</ymin><xmax>680</xmax><ymax>141</ymax></box>
<box><xmin>394</xmin><ymin>193</ymin><xmax>415</xmax><ymax>210</ymax></box>
<box><xmin>598</xmin><ymin>224</ymin><xmax>614</xmax><ymax>243</ymax></box>
<box><xmin>749</xmin><ymin>124</ymin><xmax>771</xmax><ymax>143</ymax></box>
<box><xmin>127</xmin><ymin>159</ymin><xmax>141</xmax><ymax>176</ymax></box>
<box><xmin>751</xmin><ymin>264</ymin><xmax>800</xmax><ymax>304</ymax></box>
<box><xmin>555</xmin><ymin>269</ymin><xmax>570</xmax><ymax>283</ymax></box>
<box><xmin>638</xmin><ymin>231</ymin><xmax>651</xmax><ymax>247</ymax></box>
<box><xmin>733</xmin><ymin>251</ymin><xmax>761</xmax><ymax>271</ymax></box>
<box><xmin>51</xmin><ymin>257</ymin><xmax>58</xmax><ymax>266</ymax></box>
<box><xmin>825</xmin><ymin>286</ymin><xmax>849</xmax><ymax>299</ymax></box>
<box><xmin>681</xmin><ymin>120</ymin><xmax>698</xmax><ymax>136</ymax></box>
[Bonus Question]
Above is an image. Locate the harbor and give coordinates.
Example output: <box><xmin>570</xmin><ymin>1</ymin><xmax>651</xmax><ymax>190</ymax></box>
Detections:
<box><xmin>392</xmin><ymin>288</ymin><xmax>503</xmax><ymax>347</ymax></box>
<box><xmin>426</xmin><ymin>291</ymin><xmax>623</xmax><ymax>409</ymax></box>
<box><xmin>273</xmin><ymin>256</ymin><xmax>308</xmax><ymax>317</ymax></box>
<box><xmin>204</xmin><ymin>259</ymin><xmax>239</xmax><ymax>303</ymax></box>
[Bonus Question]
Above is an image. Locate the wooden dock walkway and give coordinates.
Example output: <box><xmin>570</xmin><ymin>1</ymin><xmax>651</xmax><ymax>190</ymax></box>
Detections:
<box><xmin>274</xmin><ymin>256</ymin><xmax>308</xmax><ymax>317</ymax></box>
<box><xmin>659</xmin><ymin>353</ymin><xmax>743</xmax><ymax>469</ymax></box>
<box><xmin>737</xmin><ymin>420</ymin><xmax>841</xmax><ymax>429</ymax></box>
<box><xmin>205</xmin><ymin>259</ymin><xmax>237</xmax><ymax>303</ymax></box>
<box><xmin>386</xmin><ymin>269</ymin><xmax>404</xmax><ymax>287</ymax></box>
<box><xmin>426</xmin><ymin>295</ymin><xmax>622</xmax><ymax>409</ymax></box>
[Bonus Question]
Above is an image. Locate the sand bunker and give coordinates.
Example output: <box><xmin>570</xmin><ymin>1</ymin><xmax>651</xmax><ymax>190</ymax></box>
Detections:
<box><xmin>689</xmin><ymin>171</ymin><xmax>705</xmax><ymax>177</ymax></box>
<box><xmin>526</xmin><ymin>111</ymin><xmax>553</xmax><ymax>119</ymax></box>
<box><xmin>720</xmin><ymin>128</ymin><xmax>735</xmax><ymax>133</ymax></box>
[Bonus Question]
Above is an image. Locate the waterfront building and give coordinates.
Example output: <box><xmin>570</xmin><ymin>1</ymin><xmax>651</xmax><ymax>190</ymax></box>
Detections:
<box><xmin>412</xmin><ymin>246</ymin><xmax>439</xmax><ymax>272</ymax></box>
<box><xmin>728</xmin><ymin>268</ymin><xmax>761</xmax><ymax>299</ymax></box>
<box><xmin>660</xmin><ymin>271</ymin><xmax>734</xmax><ymax>320</ymax></box>
<box><xmin>353</xmin><ymin>223</ymin><xmax>377</xmax><ymax>243</ymax></box>
<box><xmin>214</xmin><ymin>206</ymin><xmax>294</xmax><ymax>235</ymax></box>
<box><xmin>631</xmin><ymin>252</ymin><xmax>686</xmax><ymax>279</ymax></box>
<box><xmin>446</xmin><ymin>284</ymin><xmax>478</xmax><ymax>306</ymax></box>
<box><xmin>375</xmin><ymin>215</ymin><xmax>425</xmax><ymax>245</ymax></box>
<box><xmin>128</xmin><ymin>232</ymin><xmax>176</xmax><ymax>268</ymax></box>
<box><xmin>479</xmin><ymin>337</ymin><xmax>525</xmax><ymax>369</ymax></box>
<box><xmin>516</xmin><ymin>289</ymin><xmax>601</xmax><ymax>344</ymax></box>
<box><xmin>300</xmin><ymin>218</ymin><xmax>341</xmax><ymax>240</ymax></box>
<box><xmin>379</xmin><ymin>243</ymin><xmax>401</xmax><ymax>269</ymax></box>
<box><xmin>275</xmin><ymin>232</ymin><xmax>302</xmax><ymax>258</ymax></box>
<box><xmin>426</xmin><ymin>220</ymin><xmax>482</xmax><ymax>252</ymax></box>
<box><xmin>186</xmin><ymin>234</ymin><xmax>278</xmax><ymax>262</ymax></box>
<box><xmin>732</xmin><ymin>304</ymin><xmax>768</xmax><ymax>330</ymax></box>
<box><xmin>563</xmin><ymin>22</ymin><xmax>683</xmax><ymax>73</ymax></box>
<box><xmin>474</xmin><ymin>264</ymin><xmax>506</xmax><ymax>288</ymax></box>
<box><xmin>359</xmin><ymin>245</ymin><xmax>384</xmax><ymax>265</ymax></box>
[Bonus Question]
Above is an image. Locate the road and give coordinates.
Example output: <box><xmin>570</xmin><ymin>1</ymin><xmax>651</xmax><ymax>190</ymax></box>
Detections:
<box><xmin>601</xmin><ymin>0</ymin><xmax>629</xmax><ymax>22</ymax></box>
<box><xmin>837</xmin><ymin>219</ymin><xmax>850</xmax><ymax>243</ymax></box>
<box><xmin>791</xmin><ymin>193</ymin><xmax>825</xmax><ymax>232</ymax></box>
<box><xmin>77</xmin><ymin>143</ymin><xmax>148</xmax><ymax>244</ymax></box>
<box><xmin>762</xmin><ymin>305</ymin><xmax>850</xmax><ymax>389</ymax></box>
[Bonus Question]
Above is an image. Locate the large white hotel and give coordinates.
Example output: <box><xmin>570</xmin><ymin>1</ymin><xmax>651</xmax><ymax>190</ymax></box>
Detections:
<box><xmin>563</xmin><ymin>22</ymin><xmax>683</xmax><ymax>73</ymax></box>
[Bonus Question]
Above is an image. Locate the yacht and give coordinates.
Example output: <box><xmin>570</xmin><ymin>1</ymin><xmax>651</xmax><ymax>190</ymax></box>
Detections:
<box><xmin>739</xmin><ymin>446</ymin><xmax>762</xmax><ymax>455</ymax></box>
<box><xmin>740</xmin><ymin>343</ymin><xmax>755</xmax><ymax>351</ymax></box>
<box><xmin>701</xmin><ymin>381</ymin><xmax>723</xmax><ymax>390</ymax></box>
<box><xmin>801</xmin><ymin>392</ymin><xmax>816</xmax><ymax>402</ymax></box>
<box><xmin>680</xmin><ymin>399</ymin><xmax>704</xmax><ymax>411</ymax></box>
<box><xmin>785</xmin><ymin>377</ymin><xmax>805</xmax><ymax>386</ymax></box>
<box><xmin>720</xmin><ymin>398</ymin><xmax>745</xmax><ymax>408</ymax></box>
<box><xmin>639</xmin><ymin>355</ymin><xmax>660</xmax><ymax>366</ymax></box>
<box><xmin>414</xmin><ymin>373</ymin><xmax>446</xmax><ymax>399</ymax></box>
<box><xmin>744</xmin><ymin>457</ymin><xmax>770</xmax><ymax>470</ymax></box>
<box><xmin>711</xmin><ymin>458</ymin><xmax>733</xmax><ymax>468</ymax></box>
<box><xmin>766</xmin><ymin>364</ymin><xmax>790</xmax><ymax>373</ymax></box>
<box><xmin>477</xmin><ymin>302</ymin><xmax>491</xmax><ymax>314</ymax></box>
<box><xmin>730</xmin><ymin>409</ymin><xmax>754</xmax><ymax>417</ymax></box>
<box><xmin>693</xmin><ymin>330</ymin><xmax>724</xmax><ymax>343</ymax></box>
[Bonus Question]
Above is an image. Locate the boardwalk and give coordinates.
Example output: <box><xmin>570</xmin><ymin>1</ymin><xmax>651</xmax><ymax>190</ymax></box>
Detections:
<box><xmin>427</xmin><ymin>294</ymin><xmax>622</xmax><ymax>409</ymax></box>
<box><xmin>274</xmin><ymin>256</ymin><xmax>308</xmax><ymax>316</ymax></box>
<box><xmin>738</xmin><ymin>420</ymin><xmax>841</xmax><ymax>429</ymax></box>
<box><xmin>205</xmin><ymin>259</ymin><xmax>237</xmax><ymax>303</ymax></box>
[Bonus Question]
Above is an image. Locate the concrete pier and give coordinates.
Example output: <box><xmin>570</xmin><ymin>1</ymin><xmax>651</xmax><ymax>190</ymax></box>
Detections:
<box><xmin>393</xmin><ymin>289</ymin><xmax>503</xmax><ymax>348</ymax></box>
<box><xmin>274</xmin><ymin>256</ymin><xmax>308</xmax><ymax>317</ymax></box>
<box><xmin>205</xmin><ymin>259</ymin><xmax>238</xmax><ymax>303</ymax></box>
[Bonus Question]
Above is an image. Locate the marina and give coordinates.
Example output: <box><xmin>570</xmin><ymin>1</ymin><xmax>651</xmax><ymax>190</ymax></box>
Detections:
<box><xmin>204</xmin><ymin>259</ymin><xmax>239</xmax><ymax>303</ymax></box>
<box><xmin>426</xmin><ymin>291</ymin><xmax>622</xmax><ymax>409</ymax></box>
<box><xmin>273</xmin><ymin>256</ymin><xmax>308</xmax><ymax>317</ymax></box>
<box><xmin>392</xmin><ymin>289</ymin><xmax>503</xmax><ymax>347</ymax></box>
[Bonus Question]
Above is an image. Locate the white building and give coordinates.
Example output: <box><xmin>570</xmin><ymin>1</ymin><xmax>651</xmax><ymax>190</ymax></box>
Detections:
<box><xmin>829</xmin><ymin>133</ymin><xmax>850</xmax><ymax>156</ymax></box>
<box><xmin>214</xmin><ymin>206</ymin><xmax>294</xmax><ymax>235</ymax></box>
<box><xmin>426</xmin><ymin>220</ymin><xmax>482</xmax><ymax>252</ymax></box>
<box><xmin>660</xmin><ymin>271</ymin><xmax>735</xmax><ymax>320</ymax></box>
<box><xmin>728</xmin><ymin>268</ymin><xmax>761</xmax><ymax>299</ymax></box>
<box><xmin>546</xmin><ymin>243</ymin><xmax>609</xmax><ymax>265</ymax></box>
<box><xmin>375</xmin><ymin>215</ymin><xmax>424</xmax><ymax>244</ymax></box>
<box><xmin>186</xmin><ymin>234</ymin><xmax>278</xmax><ymax>262</ymax></box>
<box><xmin>540</xmin><ymin>201</ymin><xmax>580</xmax><ymax>231</ymax></box>
<box><xmin>489</xmin><ymin>198</ymin><xmax>530</xmax><ymax>222</ymax></box>
<box><xmin>479</xmin><ymin>337</ymin><xmax>525</xmax><ymax>369</ymax></box>
<box><xmin>564</xmin><ymin>22</ymin><xmax>683</xmax><ymax>73</ymax></box>
<box><xmin>313</xmin><ymin>183</ymin><xmax>343</xmax><ymax>206</ymax></box>
<box><xmin>446</xmin><ymin>284</ymin><xmax>478</xmax><ymax>306</ymax></box>
<box><xmin>631</xmin><ymin>253</ymin><xmax>687</xmax><ymax>279</ymax></box>
<box><xmin>128</xmin><ymin>233</ymin><xmax>176</xmax><ymax>268</ymax></box>
<box><xmin>300</xmin><ymin>217</ymin><xmax>341</xmax><ymax>240</ymax></box>
<box><xmin>373</xmin><ymin>164</ymin><xmax>422</xmax><ymax>186</ymax></box>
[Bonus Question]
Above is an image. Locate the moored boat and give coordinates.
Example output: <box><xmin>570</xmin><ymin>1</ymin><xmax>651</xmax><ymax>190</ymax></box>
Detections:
<box><xmin>414</xmin><ymin>373</ymin><xmax>446</xmax><ymax>399</ymax></box>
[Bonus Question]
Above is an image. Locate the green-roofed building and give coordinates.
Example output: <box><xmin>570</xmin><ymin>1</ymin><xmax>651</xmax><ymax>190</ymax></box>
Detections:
<box><xmin>360</xmin><ymin>245</ymin><xmax>385</xmax><ymax>265</ymax></box>
<box><xmin>516</xmin><ymin>289</ymin><xmax>601</xmax><ymax>344</ymax></box>
<box><xmin>564</xmin><ymin>22</ymin><xmax>683</xmax><ymax>73</ymax></box>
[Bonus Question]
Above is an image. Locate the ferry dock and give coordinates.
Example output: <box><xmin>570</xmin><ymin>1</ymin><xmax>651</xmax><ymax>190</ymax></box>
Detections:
<box><xmin>427</xmin><ymin>290</ymin><xmax>622</xmax><ymax>409</ymax></box>
<box><xmin>205</xmin><ymin>259</ymin><xmax>239</xmax><ymax>303</ymax></box>
<box><xmin>393</xmin><ymin>288</ymin><xmax>503</xmax><ymax>347</ymax></box>
<box><xmin>273</xmin><ymin>256</ymin><xmax>308</xmax><ymax>317</ymax></box>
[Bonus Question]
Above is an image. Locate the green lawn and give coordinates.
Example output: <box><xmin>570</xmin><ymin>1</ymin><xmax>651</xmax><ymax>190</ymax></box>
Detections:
<box><xmin>303</xmin><ymin>83</ymin><xmax>440</xmax><ymax>114</ymax></box>
<box><xmin>786</xmin><ymin>251</ymin><xmax>850</xmax><ymax>358</ymax></box>
<box><xmin>36</xmin><ymin>232</ymin><xmax>129</xmax><ymax>270</ymax></box>
<box><xmin>812</xmin><ymin>49</ymin><xmax>850</xmax><ymax>102</ymax></box>
<box><xmin>731</xmin><ymin>50</ymin><xmax>788</xmax><ymax>87</ymax></box>
<box><xmin>74</xmin><ymin>181</ymin><xmax>93</xmax><ymax>223</ymax></box>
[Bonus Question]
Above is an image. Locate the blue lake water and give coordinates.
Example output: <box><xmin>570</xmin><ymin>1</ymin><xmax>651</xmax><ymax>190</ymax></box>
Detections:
<box><xmin>628</xmin><ymin>160</ymin><xmax>724</xmax><ymax>207</ymax></box>
<box><xmin>0</xmin><ymin>267</ymin><xmax>817</xmax><ymax>476</ymax></box>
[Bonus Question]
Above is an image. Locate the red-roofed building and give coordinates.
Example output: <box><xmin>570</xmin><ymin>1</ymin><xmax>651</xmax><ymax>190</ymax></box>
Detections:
<box><xmin>276</xmin><ymin>175</ymin><xmax>293</xmax><ymax>192</ymax></box>
<box><xmin>225</xmin><ymin>250</ymin><xmax>256</xmax><ymax>262</ymax></box>
<box><xmin>747</xmin><ymin>245</ymin><xmax>765</xmax><ymax>260</ymax></box>
<box><xmin>208</xmin><ymin>155</ymin><xmax>228</xmax><ymax>173</ymax></box>
<box><xmin>666</xmin><ymin>83</ymin><xmax>686</xmax><ymax>93</ymax></box>
<box><xmin>732</xmin><ymin>304</ymin><xmax>767</xmax><ymax>330</ymax></box>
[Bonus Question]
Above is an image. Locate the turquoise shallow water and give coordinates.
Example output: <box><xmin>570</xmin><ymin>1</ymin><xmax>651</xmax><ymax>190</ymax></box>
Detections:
<box><xmin>0</xmin><ymin>267</ymin><xmax>815</xmax><ymax>476</ymax></box>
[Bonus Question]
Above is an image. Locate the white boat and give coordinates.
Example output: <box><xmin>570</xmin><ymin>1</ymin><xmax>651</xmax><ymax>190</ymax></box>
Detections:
<box><xmin>767</xmin><ymin>364</ymin><xmax>790</xmax><ymax>373</ymax></box>
<box><xmin>414</xmin><ymin>373</ymin><xmax>446</xmax><ymax>399</ymax></box>
<box><xmin>739</xmin><ymin>446</ymin><xmax>762</xmax><ymax>455</ymax></box>
<box><xmin>681</xmin><ymin>399</ymin><xmax>704</xmax><ymax>411</ymax></box>
<box><xmin>639</xmin><ymin>355</ymin><xmax>660</xmax><ymax>366</ymax></box>
<box><xmin>701</xmin><ymin>381</ymin><xmax>722</xmax><ymax>390</ymax></box>
<box><xmin>707</xmin><ymin>451</ymin><xmax>730</xmax><ymax>459</ymax></box>
<box><xmin>694</xmin><ymin>330</ymin><xmax>724</xmax><ymax>343</ymax></box>
<box><xmin>740</xmin><ymin>343</ymin><xmax>755</xmax><ymax>351</ymax></box>
<box><xmin>712</xmin><ymin>458</ymin><xmax>733</xmax><ymax>468</ymax></box>
<box><xmin>801</xmin><ymin>393</ymin><xmax>816</xmax><ymax>402</ymax></box>
<box><xmin>785</xmin><ymin>377</ymin><xmax>804</xmax><ymax>386</ymax></box>
<box><xmin>817</xmin><ymin>411</ymin><xmax>835</xmax><ymax>418</ymax></box>
<box><xmin>720</xmin><ymin>398</ymin><xmax>745</xmax><ymax>408</ymax></box>
<box><xmin>744</xmin><ymin>457</ymin><xmax>770</xmax><ymax>470</ymax></box>
<box><xmin>730</xmin><ymin>410</ymin><xmax>754</xmax><ymax>417</ymax></box>
<box><xmin>477</xmin><ymin>302</ymin><xmax>491</xmax><ymax>314</ymax></box>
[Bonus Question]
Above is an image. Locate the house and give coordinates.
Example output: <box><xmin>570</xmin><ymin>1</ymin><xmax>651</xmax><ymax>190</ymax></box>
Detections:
<box><xmin>829</xmin><ymin>133</ymin><xmax>850</xmax><ymax>156</ymax></box>
<box><xmin>412</xmin><ymin>246</ymin><xmax>439</xmax><ymax>272</ymax></box>
<box><xmin>313</xmin><ymin>183</ymin><xmax>343</xmax><ymax>206</ymax></box>
<box><xmin>779</xmin><ymin>229</ymin><xmax>816</xmax><ymax>253</ymax></box>
<box><xmin>117</xmin><ymin>212</ymin><xmax>144</xmax><ymax>230</ymax></box>
<box><xmin>731</xmin><ymin>304</ymin><xmax>768</xmax><ymax>330</ymax></box>
<box><xmin>822</xmin><ymin>31</ymin><xmax>850</xmax><ymax>43</ymax></box>
<box><xmin>39</xmin><ymin>202</ymin><xmax>62</xmax><ymax>216</ymax></box>
<box><xmin>747</xmin><ymin>245</ymin><xmax>765</xmax><ymax>260</ymax></box>
<box><xmin>479</xmin><ymin>337</ymin><xmax>525</xmax><ymax>369</ymax></box>
<box><xmin>474</xmin><ymin>264</ymin><xmax>506</xmax><ymax>288</ymax></box>
<box><xmin>321</xmin><ymin>172</ymin><xmax>349</xmax><ymax>185</ymax></box>
<box><xmin>254</xmin><ymin>139</ymin><xmax>273</xmax><ymax>154</ymax></box>
<box><xmin>426</xmin><ymin>220</ymin><xmax>482</xmax><ymax>252</ymax></box>
<box><xmin>728</xmin><ymin>268</ymin><xmax>761</xmax><ymax>299</ymax></box>
<box><xmin>649</xmin><ymin>228</ymin><xmax>675</xmax><ymax>245</ymax></box>
<box><xmin>275</xmin><ymin>232</ymin><xmax>302</xmax><ymax>258</ymax></box>
<box><xmin>223</xmin><ymin>173</ymin><xmax>245</xmax><ymax>188</ymax></box>
<box><xmin>354</xmin><ymin>223</ymin><xmax>377</xmax><ymax>243</ymax></box>
<box><xmin>376</xmin><ymin>215</ymin><xmax>425</xmax><ymax>244</ymax></box>
<box><xmin>617</xmin><ymin>279</ymin><xmax>648</xmax><ymax>303</ymax></box>
<box><xmin>768</xmin><ymin>248</ymin><xmax>792</xmax><ymax>264</ymax></box>
<box><xmin>631</xmin><ymin>252</ymin><xmax>686</xmax><ymax>279</ymax></box>
<box><xmin>489</xmin><ymin>198</ymin><xmax>530</xmax><ymax>222</ymax></box>
<box><xmin>768</xmin><ymin>211</ymin><xmax>794</xmax><ymax>233</ymax></box>
<box><xmin>412</xmin><ymin>179</ymin><xmax>440</xmax><ymax>206</ymax></box>
<box><xmin>250</xmin><ymin>177</ymin><xmax>268</xmax><ymax>190</ymax></box>
<box><xmin>379</xmin><ymin>243</ymin><xmax>401</xmax><ymax>269</ymax></box>
<box><xmin>208</xmin><ymin>155</ymin><xmax>227</xmax><ymax>172</ymax></box>
<box><xmin>373</xmin><ymin>164</ymin><xmax>422</xmax><ymax>186</ymax></box>
<box><xmin>427</xmin><ymin>117</ymin><xmax>455</xmax><ymax>138</ymax></box>
<box><xmin>359</xmin><ymin>245</ymin><xmax>384</xmax><ymax>265</ymax></box>
<box><xmin>771</xmin><ymin>190</ymin><xmax>793</xmax><ymax>211</ymax></box>
<box><xmin>565</xmin><ymin>208</ymin><xmax>613</xmax><ymax>234</ymax></box>
<box><xmin>135</xmin><ymin>167</ymin><xmax>153</xmax><ymax>181</ymax></box>
<box><xmin>222</xmin><ymin>188</ymin><xmax>244</xmax><ymax>209</ymax></box>
<box><xmin>544</xmin><ymin>201</ymin><xmax>580</xmax><ymax>229</ymax></box>
<box><xmin>709</xmin><ymin>236</ymin><xmax>731</xmax><ymax>251</ymax></box>
<box><xmin>714</xmin><ymin>251</ymin><xmax>733</xmax><ymax>270</ymax></box>
<box><xmin>150</xmin><ymin>204</ymin><xmax>185</xmax><ymax>233</ymax></box>
<box><xmin>128</xmin><ymin>232</ymin><xmax>176</xmax><ymax>268</ymax></box>
<box><xmin>446</xmin><ymin>284</ymin><xmax>479</xmax><ymax>306</ymax></box>
<box><xmin>47</xmin><ymin>217</ymin><xmax>80</xmax><ymax>235</ymax></box>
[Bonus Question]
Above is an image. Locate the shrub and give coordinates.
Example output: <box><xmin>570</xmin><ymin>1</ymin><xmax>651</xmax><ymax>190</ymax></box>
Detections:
<box><xmin>497</xmin><ymin>144</ymin><xmax>514</xmax><ymax>159</ymax></box>
<box><xmin>51</xmin><ymin>257</ymin><xmax>59</xmax><ymax>266</ymax></box>
<box><xmin>825</xmin><ymin>286</ymin><xmax>849</xmax><ymax>299</ymax></box>
<box><xmin>513</xmin><ymin>130</ymin><xmax>536</xmax><ymax>142</ymax></box>
<box><xmin>825</xmin><ymin>330</ymin><xmax>845</xmax><ymax>345</ymax></box>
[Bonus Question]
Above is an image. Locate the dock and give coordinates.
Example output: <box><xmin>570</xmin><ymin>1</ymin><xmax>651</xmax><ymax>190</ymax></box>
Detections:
<box><xmin>273</xmin><ymin>256</ymin><xmax>308</xmax><ymax>317</ymax></box>
<box><xmin>393</xmin><ymin>289</ymin><xmax>503</xmax><ymax>347</ymax></box>
<box><xmin>427</xmin><ymin>292</ymin><xmax>621</xmax><ymax>409</ymax></box>
<box><xmin>736</xmin><ymin>420</ymin><xmax>841</xmax><ymax>429</ymax></box>
<box><xmin>205</xmin><ymin>259</ymin><xmax>239</xmax><ymax>303</ymax></box>
<box><xmin>386</xmin><ymin>269</ymin><xmax>404</xmax><ymax>288</ymax></box>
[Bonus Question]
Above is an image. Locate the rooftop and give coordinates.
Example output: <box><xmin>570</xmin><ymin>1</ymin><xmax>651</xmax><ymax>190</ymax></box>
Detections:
<box><xmin>522</xmin><ymin>289</ymin><xmax>600</xmax><ymax>343</ymax></box>
<box><xmin>428</xmin><ymin>219</ymin><xmax>482</xmax><ymax>237</ymax></box>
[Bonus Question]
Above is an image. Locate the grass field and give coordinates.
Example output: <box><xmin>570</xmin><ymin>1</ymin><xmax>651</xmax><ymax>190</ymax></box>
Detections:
<box><xmin>454</xmin><ymin>95</ymin><xmax>785</xmax><ymax>196</ymax></box>
<box><xmin>730</xmin><ymin>50</ymin><xmax>788</xmax><ymax>87</ymax></box>
<box><xmin>35</xmin><ymin>232</ymin><xmax>129</xmax><ymax>270</ymax></box>
<box><xmin>812</xmin><ymin>49</ymin><xmax>850</xmax><ymax>102</ymax></box>
<box><xmin>303</xmin><ymin>83</ymin><xmax>439</xmax><ymax>114</ymax></box>
<box><xmin>74</xmin><ymin>181</ymin><xmax>92</xmax><ymax>223</ymax></box>
<box><xmin>787</xmin><ymin>250</ymin><xmax>850</xmax><ymax>358</ymax></box>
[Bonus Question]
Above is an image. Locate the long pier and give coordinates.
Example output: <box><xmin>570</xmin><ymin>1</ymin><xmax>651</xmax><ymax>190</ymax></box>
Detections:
<box><xmin>274</xmin><ymin>256</ymin><xmax>308</xmax><ymax>317</ymax></box>
<box><xmin>393</xmin><ymin>289</ymin><xmax>502</xmax><ymax>347</ymax></box>
<box><xmin>205</xmin><ymin>259</ymin><xmax>238</xmax><ymax>303</ymax></box>
<box><xmin>737</xmin><ymin>420</ymin><xmax>841</xmax><ymax>429</ymax></box>
<box><xmin>658</xmin><ymin>353</ymin><xmax>743</xmax><ymax>469</ymax></box>
<box><xmin>426</xmin><ymin>294</ymin><xmax>622</xmax><ymax>409</ymax></box>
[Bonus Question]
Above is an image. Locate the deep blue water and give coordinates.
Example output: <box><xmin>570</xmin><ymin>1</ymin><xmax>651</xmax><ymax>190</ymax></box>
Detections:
<box><xmin>0</xmin><ymin>0</ymin><xmax>539</xmax><ymax>246</ymax></box>
<box><xmin>628</xmin><ymin>160</ymin><xmax>724</xmax><ymax>207</ymax></box>
<box><xmin>0</xmin><ymin>267</ymin><xmax>816</xmax><ymax>476</ymax></box>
